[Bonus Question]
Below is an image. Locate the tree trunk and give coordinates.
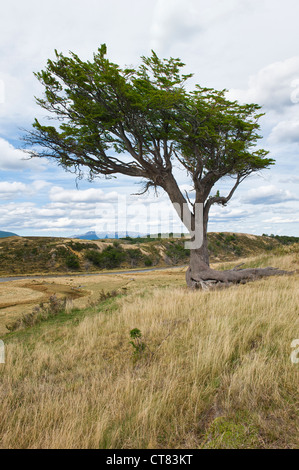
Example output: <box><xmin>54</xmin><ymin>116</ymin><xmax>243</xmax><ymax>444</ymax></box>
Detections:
<box><xmin>185</xmin><ymin>248</ymin><xmax>290</xmax><ymax>289</ymax></box>
<box><xmin>163</xmin><ymin>175</ymin><xmax>291</xmax><ymax>289</ymax></box>
<box><xmin>185</xmin><ymin>204</ymin><xmax>291</xmax><ymax>289</ymax></box>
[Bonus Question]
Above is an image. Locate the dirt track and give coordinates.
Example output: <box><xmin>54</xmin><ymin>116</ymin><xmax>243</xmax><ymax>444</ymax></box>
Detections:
<box><xmin>0</xmin><ymin>267</ymin><xmax>187</xmax><ymax>335</ymax></box>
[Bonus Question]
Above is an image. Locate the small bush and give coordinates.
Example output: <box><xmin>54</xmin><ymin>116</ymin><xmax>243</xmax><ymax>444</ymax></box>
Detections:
<box><xmin>165</xmin><ymin>242</ymin><xmax>190</xmax><ymax>264</ymax></box>
<box><xmin>65</xmin><ymin>254</ymin><xmax>80</xmax><ymax>269</ymax></box>
<box><xmin>98</xmin><ymin>289</ymin><xmax>119</xmax><ymax>302</ymax></box>
<box><xmin>144</xmin><ymin>256</ymin><xmax>153</xmax><ymax>267</ymax></box>
<box><xmin>126</xmin><ymin>248</ymin><xmax>142</xmax><ymax>267</ymax></box>
<box><xmin>225</xmin><ymin>234</ymin><xmax>237</xmax><ymax>243</ymax></box>
<box><xmin>85</xmin><ymin>245</ymin><xmax>126</xmax><ymax>269</ymax></box>
<box><xmin>129</xmin><ymin>328</ymin><xmax>146</xmax><ymax>362</ymax></box>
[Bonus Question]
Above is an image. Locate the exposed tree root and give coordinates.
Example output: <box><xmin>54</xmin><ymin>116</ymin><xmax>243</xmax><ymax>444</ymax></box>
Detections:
<box><xmin>186</xmin><ymin>264</ymin><xmax>293</xmax><ymax>290</ymax></box>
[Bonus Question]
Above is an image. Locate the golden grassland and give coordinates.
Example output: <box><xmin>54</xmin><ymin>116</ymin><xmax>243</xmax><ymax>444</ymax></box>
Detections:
<box><xmin>0</xmin><ymin>247</ymin><xmax>298</xmax><ymax>449</ymax></box>
<box><xmin>0</xmin><ymin>267</ymin><xmax>186</xmax><ymax>335</ymax></box>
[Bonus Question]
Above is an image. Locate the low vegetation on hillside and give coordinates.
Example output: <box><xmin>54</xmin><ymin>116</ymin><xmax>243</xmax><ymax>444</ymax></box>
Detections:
<box><xmin>0</xmin><ymin>232</ymin><xmax>295</xmax><ymax>276</ymax></box>
<box><xmin>0</xmin><ymin>247</ymin><xmax>298</xmax><ymax>449</ymax></box>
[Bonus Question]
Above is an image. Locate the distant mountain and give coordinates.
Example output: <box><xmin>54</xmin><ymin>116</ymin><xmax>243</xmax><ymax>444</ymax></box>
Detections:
<box><xmin>0</xmin><ymin>230</ymin><xmax>19</xmax><ymax>238</ymax></box>
<box><xmin>71</xmin><ymin>230</ymin><xmax>147</xmax><ymax>240</ymax></box>
<box><xmin>70</xmin><ymin>231</ymin><xmax>100</xmax><ymax>240</ymax></box>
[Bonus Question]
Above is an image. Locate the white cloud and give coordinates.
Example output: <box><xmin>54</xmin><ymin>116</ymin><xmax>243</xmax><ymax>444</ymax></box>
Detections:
<box><xmin>269</xmin><ymin>120</ymin><xmax>299</xmax><ymax>144</ymax></box>
<box><xmin>243</xmin><ymin>185</ymin><xmax>298</xmax><ymax>205</ymax></box>
<box><xmin>264</xmin><ymin>216</ymin><xmax>299</xmax><ymax>224</ymax></box>
<box><xmin>210</xmin><ymin>206</ymin><xmax>249</xmax><ymax>221</ymax></box>
<box><xmin>0</xmin><ymin>137</ymin><xmax>45</xmax><ymax>171</ymax></box>
<box><xmin>0</xmin><ymin>181</ymin><xmax>28</xmax><ymax>199</ymax></box>
<box><xmin>279</xmin><ymin>176</ymin><xmax>299</xmax><ymax>184</ymax></box>
<box><xmin>150</xmin><ymin>0</ymin><xmax>201</xmax><ymax>52</ymax></box>
<box><xmin>0</xmin><ymin>0</ymin><xmax>299</xmax><ymax>237</ymax></box>
<box><xmin>49</xmin><ymin>186</ymin><xmax>118</xmax><ymax>203</ymax></box>
<box><xmin>0</xmin><ymin>180</ymin><xmax>51</xmax><ymax>200</ymax></box>
<box><xmin>228</xmin><ymin>56</ymin><xmax>299</xmax><ymax>111</ymax></box>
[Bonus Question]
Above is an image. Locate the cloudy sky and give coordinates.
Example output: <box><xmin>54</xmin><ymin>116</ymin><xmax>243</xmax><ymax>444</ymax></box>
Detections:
<box><xmin>0</xmin><ymin>0</ymin><xmax>299</xmax><ymax>237</ymax></box>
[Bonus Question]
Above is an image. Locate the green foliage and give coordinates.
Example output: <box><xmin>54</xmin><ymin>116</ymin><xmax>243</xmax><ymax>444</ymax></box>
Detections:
<box><xmin>65</xmin><ymin>253</ymin><xmax>80</xmax><ymax>269</ymax></box>
<box><xmin>264</xmin><ymin>234</ymin><xmax>299</xmax><ymax>245</ymax></box>
<box><xmin>202</xmin><ymin>417</ymin><xmax>259</xmax><ymax>449</ymax></box>
<box><xmin>234</xmin><ymin>246</ymin><xmax>242</xmax><ymax>256</ymax></box>
<box><xmin>126</xmin><ymin>248</ymin><xmax>143</xmax><ymax>267</ymax></box>
<box><xmin>25</xmin><ymin>45</ymin><xmax>273</xmax><ymax>204</ymax></box>
<box><xmin>165</xmin><ymin>242</ymin><xmax>190</xmax><ymax>264</ymax></box>
<box><xmin>67</xmin><ymin>241</ymin><xmax>95</xmax><ymax>251</ymax></box>
<box><xmin>224</xmin><ymin>234</ymin><xmax>237</xmax><ymax>243</ymax></box>
<box><xmin>85</xmin><ymin>245</ymin><xmax>126</xmax><ymax>269</ymax></box>
<box><xmin>126</xmin><ymin>248</ymin><xmax>142</xmax><ymax>259</ymax></box>
<box><xmin>129</xmin><ymin>328</ymin><xmax>146</xmax><ymax>362</ymax></box>
<box><xmin>144</xmin><ymin>256</ymin><xmax>153</xmax><ymax>267</ymax></box>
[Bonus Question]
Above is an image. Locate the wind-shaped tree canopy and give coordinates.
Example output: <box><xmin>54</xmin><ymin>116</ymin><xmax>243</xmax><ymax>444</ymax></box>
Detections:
<box><xmin>25</xmin><ymin>45</ymin><xmax>273</xmax><ymax>190</ymax></box>
<box><xmin>24</xmin><ymin>45</ymin><xmax>286</xmax><ymax>288</ymax></box>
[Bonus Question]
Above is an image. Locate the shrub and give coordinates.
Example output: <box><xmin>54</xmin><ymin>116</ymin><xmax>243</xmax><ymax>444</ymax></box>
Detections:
<box><xmin>65</xmin><ymin>254</ymin><xmax>80</xmax><ymax>269</ymax></box>
<box><xmin>225</xmin><ymin>234</ymin><xmax>237</xmax><ymax>243</ymax></box>
<box><xmin>144</xmin><ymin>256</ymin><xmax>153</xmax><ymax>267</ymax></box>
<box><xmin>165</xmin><ymin>242</ymin><xmax>190</xmax><ymax>264</ymax></box>
<box><xmin>129</xmin><ymin>328</ymin><xmax>146</xmax><ymax>362</ymax></box>
<box><xmin>85</xmin><ymin>245</ymin><xmax>126</xmax><ymax>269</ymax></box>
<box><xmin>234</xmin><ymin>246</ymin><xmax>242</xmax><ymax>256</ymax></box>
<box><xmin>126</xmin><ymin>248</ymin><xmax>142</xmax><ymax>267</ymax></box>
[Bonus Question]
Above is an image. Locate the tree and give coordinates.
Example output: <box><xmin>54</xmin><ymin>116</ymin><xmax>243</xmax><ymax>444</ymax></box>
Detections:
<box><xmin>24</xmin><ymin>45</ymin><xmax>288</xmax><ymax>288</ymax></box>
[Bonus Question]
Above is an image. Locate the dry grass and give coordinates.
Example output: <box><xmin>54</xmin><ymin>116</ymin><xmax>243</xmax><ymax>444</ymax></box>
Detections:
<box><xmin>0</xmin><ymin>251</ymin><xmax>298</xmax><ymax>449</ymax></box>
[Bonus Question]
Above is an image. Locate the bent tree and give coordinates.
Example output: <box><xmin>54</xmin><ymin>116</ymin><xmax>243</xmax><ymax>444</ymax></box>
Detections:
<box><xmin>24</xmin><ymin>45</ymin><xmax>288</xmax><ymax>288</ymax></box>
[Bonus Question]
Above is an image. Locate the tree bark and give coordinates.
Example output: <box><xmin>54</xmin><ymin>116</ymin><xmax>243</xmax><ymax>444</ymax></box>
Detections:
<box><xmin>185</xmin><ymin>250</ymin><xmax>290</xmax><ymax>290</ymax></box>
<box><xmin>185</xmin><ymin>200</ymin><xmax>291</xmax><ymax>289</ymax></box>
<box><xmin>186</xmin><ymin>229</ymin><xmax>291</xmax><ymax>290</ymax></box>
<box><xmin>164</xmin><ymin>175</ymin><xmax>291</xmax><ymax>289</ymax></box>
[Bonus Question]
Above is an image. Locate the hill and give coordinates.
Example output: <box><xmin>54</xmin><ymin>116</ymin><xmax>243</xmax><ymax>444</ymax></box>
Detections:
<box><xmin>0</xmin><ymin>232</ymin><xmax>298</xmax><ymax>276</ymax></box>
<box><xmin>70</xmin><ymin>230</ymin><xmax>146</xmax><ymax>239</ymax></box>
<box><xmin>0</xmin><ymin>230</ymin><xmax>19</xmax><ymax>238</ymax></box>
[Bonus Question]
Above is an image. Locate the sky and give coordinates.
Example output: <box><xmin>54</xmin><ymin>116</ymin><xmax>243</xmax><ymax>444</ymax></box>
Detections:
<box><xmin>0</xmin><ymin>0</ymin><xmax>299</xmax><ymax>238</ymax></box>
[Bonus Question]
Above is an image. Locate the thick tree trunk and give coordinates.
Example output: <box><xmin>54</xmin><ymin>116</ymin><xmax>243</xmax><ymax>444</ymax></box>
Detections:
<box><xmin>185</xmin><ymin>204</ymin><xmax>291</xmax><ymax>289</ymax></box>
<box><xmin>163</xmin><ymin>175</ymin><xmax>291</xmax><ymax>289</ymax></box>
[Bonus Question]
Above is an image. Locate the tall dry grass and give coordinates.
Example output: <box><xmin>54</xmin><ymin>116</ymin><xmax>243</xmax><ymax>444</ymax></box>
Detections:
<box><xmin>0</xmin><ymin>251</ymin><xmax>298</xmax><ymax>449</ymax></box>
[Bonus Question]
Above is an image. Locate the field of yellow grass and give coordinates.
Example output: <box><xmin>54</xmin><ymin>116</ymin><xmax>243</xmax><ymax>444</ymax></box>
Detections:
<box><xmin>0</xmin><ymin>247</ymin><xmax>298</xmax><ymax>449</ymax></box>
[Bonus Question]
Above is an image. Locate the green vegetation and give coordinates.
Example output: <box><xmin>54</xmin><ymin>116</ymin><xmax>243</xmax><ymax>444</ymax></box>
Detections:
<box><xmin>262</xmin><ymin>234</ymin><xmax>299</xmax><ymax>245</ymax></box>
<box><xmin>0</xmin><ymin>232</ymin><xmax>298</xmax><ymax>276</ymax></box>
<box><xmin>165</xmin><ymin>241</ymin><xmax>190</xmax><ymax>264</ymax></box>
<box><xmin>65</xmin><ymin>253</ymin><xmax>80</xmax><ymax>270</ymax></box>
<box><xmin>129</xmin><ymin>328</ymin><xmax>147</xmax><ymax>362</ymax></box>
<box><xmin>144</xmin><ymin>256</ymin><xmax>153</xmax><ymax>267</ymax></box>
<box><xmin>85</xmin><ymin>245</ymin><xmax>126</xmax><ymax>269</ymax></box>
<box><xmin>201</xmin><ymin>416</ymin><xmax>259</xmax><ymax>449</ymax></box>
<box><xmin>67</xmin><ymin>241</ymin><xmax>95</xmax><ymax>251</ymax></box>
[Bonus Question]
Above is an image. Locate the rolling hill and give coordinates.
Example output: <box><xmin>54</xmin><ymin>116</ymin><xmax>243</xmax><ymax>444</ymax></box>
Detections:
<box><xmin>0</xmin><ymin>230</ymin><xmax>19</xmax><ymax>238</ymax></box>
<box><xmin>0</xmin><ymin>232</ymin><xmax>297</xmax><ymax>276</ymax></box>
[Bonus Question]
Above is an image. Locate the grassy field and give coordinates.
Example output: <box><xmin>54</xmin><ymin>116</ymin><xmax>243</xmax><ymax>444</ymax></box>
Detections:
<box><xmin>0</xmin><ymin>247</ymin><xmax>298</xmax><ymax>448</ymax></box>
